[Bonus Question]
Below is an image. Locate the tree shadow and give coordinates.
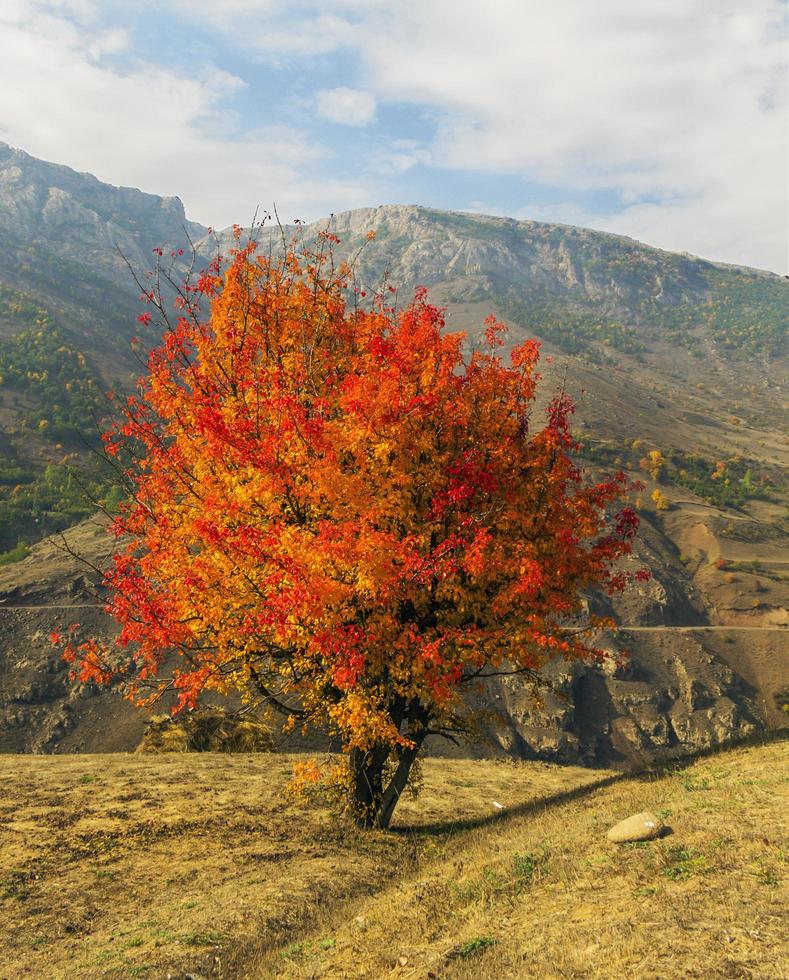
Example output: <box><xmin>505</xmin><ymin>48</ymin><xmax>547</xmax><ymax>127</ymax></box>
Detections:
<box><xmin>392</xmin><ymin>770</ymin><xmax>628</xmax><ymax>837</ymax></box>
<box><xmin>392</xmin><ymin>727</ymin><xmax>788</xmax><ymax>838</ymax></box>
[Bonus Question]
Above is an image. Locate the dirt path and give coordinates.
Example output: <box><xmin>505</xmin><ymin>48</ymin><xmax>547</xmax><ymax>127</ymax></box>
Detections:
<box><xmin>618</xmin><ymin>625</ymin><xmax>788</xmax><ymax>632</ymax></box>
<box><xmin>670</xmin><ymin>500</ymin><xmax>753</xmax><ymax>519</ymax></box>
<box><xmin>0</xmin><ymin>603</ymin><xmax>104</xmax><ymax>609</ymax></box>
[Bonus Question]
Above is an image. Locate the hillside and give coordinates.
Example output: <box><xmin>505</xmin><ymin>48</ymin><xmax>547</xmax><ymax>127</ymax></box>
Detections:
<box><xmin>0</xmin><ymin>143</ymin><xmax>786</xmax><ymax>553</ymax></box>
<box><xmin>0</xmin><ymin>738</ymin><xmax>786</xmax><ymax>978</ymax></box>
<box><xmin>0</xmin><ymin>143</ymin><xmax>786</xmax><ymax>763</ymax></box>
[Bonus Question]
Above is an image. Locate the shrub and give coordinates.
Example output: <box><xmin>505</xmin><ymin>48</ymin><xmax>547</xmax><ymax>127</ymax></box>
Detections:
<box><xmin>136</xmin><ymin>709</ymin><xmax>273</xmax><ymax>754</ymax></box>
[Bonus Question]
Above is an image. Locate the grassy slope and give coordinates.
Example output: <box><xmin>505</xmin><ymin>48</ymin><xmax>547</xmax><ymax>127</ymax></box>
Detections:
<box><xmin>291</xmin><ymin>738</ymin><xmax>788</xmax><ymax>980</ymax></box>
<box><xmin>1</xmin><ymin>740</ymin><xmax>786</xmax><ymax>979</ymax></box>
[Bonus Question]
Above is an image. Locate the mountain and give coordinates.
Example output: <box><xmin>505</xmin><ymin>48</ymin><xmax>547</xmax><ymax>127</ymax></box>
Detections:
<box><xmin>0</xmin><ymin>141</ymin><xmax>203</xmax><ymax>324</ymax></box>
<box><xmin>0</xmin><ymin>143</ymin><xmax>786</xmax><ymax>761</ymax></box>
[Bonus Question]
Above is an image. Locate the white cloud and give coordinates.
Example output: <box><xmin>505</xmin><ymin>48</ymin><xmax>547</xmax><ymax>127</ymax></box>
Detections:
<box><xmin>316</xmin><ymin>87</ymin><xmax>376</xmax><ymax>127</ymax></box>
<box><xmin>169</xmin><ymin>1</ymin><xmax>354</xmax><ymax>59</ymax></box>
<box><xmin>369</xmin><ymin>144</ymin><xmax>432</xmax><ymax>177</ymax></box>
<box><xmin>174</xmin><ymin>0</ymin><xmax>787</xmax><ymax>271</ymax></box>
<box><xmin>0</xmin><ymin>1</ymin><xmax>375</xmax><ymax>226</ymax></box>
<box><xmin>87</xmin><ymin>27</ymin><xmax>129</xmax><ymax>60</ymax></box>
<box><xmin>1</xmin><ymin>1</ymin><xmax>786</xmax><ymax>269</ymax></box>
<box><xmin>346</xmin><ymin>0</ymin><xmax>786</xmax><ymax>270</ymax></box>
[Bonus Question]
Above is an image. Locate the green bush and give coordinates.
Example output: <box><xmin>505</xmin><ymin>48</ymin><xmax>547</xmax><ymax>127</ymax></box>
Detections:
<box><xmin>0</xmin><ymin>542</ymin><xmax>30</xmax><ymax>566</ymax></box>
<box><xmin>0</xmin><ymin>318</ymin><xmax>106</xmax><ymax>445</ymax></box>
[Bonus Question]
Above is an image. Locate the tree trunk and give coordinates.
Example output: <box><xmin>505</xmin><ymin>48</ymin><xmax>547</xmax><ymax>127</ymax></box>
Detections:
<box><xmin>348</xmin><ymin>699</ymin><xmax>430</xmax><ymax>830</ymax></box>
<box><xmin>349</xmin><ymin>744</ymin><xmax>390</xmax><ymax>829</ymax></box>
<box><xmin>374</xmin><ymin>741</ymin><xmax>422</xmax><ymax>830</ymax></box>
<box><xmin>349</xmin><ymin>737</ymin><xmax>426</xmax><ymax>830</ymax></box>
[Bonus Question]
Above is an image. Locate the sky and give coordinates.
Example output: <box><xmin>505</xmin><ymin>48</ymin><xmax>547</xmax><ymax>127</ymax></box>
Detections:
<box><xmin>0</xmin><ymin>0</ymin><xmax>787</xmax><ymax>272</ymax></box>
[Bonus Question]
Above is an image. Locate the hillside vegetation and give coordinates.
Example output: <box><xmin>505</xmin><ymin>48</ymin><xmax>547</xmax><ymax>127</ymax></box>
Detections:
<box><xmin>0</xmin><ymin>144</ymin><xmax>786</xmax><ymax>769</ymax></box>
<box><xmin>0</xmin><ymin>143</ymin><xmax>786</xmax><ymax>558</ymax></box>
<box><xmin>0</xmin><ymin>280</ymin><xmax>116</xmax><ymax>553</ymax></box>
<box><xmin>0</xmin><ymin>739</ymin><xmax>785</xmax><ymax>978</ymax></box>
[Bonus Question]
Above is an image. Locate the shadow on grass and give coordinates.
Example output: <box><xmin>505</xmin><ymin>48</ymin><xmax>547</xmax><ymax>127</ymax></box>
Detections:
<box><xmin>393</xmin><ymin>771</ymin><xmax>628</xmax><ymax>837</ymax></box>
<box><xmin>393</xmin><ymin>727</ymin><xmax>788</xmax><ymax>838</ymax></box>
<box><xmin>224</xmin><ymin>728</ymin><xmax>786</xmax><ymax>976</ymax></box>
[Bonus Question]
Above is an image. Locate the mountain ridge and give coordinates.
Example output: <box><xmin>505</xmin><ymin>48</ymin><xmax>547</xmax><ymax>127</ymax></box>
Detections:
<box><xmin>2</xmin><ymin>141</ymin><xmax>783</xmax><ymax>277</ymax></box>
<box><xmin>0</xmin><ymin>143</ymin><xmax>785</xmax><ymax>762</ymax></box>
<box><xmin>2</xmin><ymin>142</ymin><xmax>786</xmax><ymax>370</ymax></box>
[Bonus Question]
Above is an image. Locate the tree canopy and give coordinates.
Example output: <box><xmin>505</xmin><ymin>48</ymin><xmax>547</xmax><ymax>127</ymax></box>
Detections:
<box><xmin>60</xmin><ymin>227</ymin><xmax>644</xmax><ymax>828</ymax></box>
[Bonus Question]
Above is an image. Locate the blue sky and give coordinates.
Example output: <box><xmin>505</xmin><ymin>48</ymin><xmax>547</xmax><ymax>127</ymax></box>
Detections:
<box><xmin>0</xmin><ymin>0</ymin><xmax>787</xmax><ymax>271</ymax></box>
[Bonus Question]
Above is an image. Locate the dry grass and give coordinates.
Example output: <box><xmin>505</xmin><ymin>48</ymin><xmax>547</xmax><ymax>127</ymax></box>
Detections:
<box><xmin>0</xmin><ymin>751</ymin><xmax>604</xmax><ymax>978</ymax></box>
<box><xmin>136</xmin><ymin>709</ymin><xmax>273</xmax><ymax>754</ymax></box>
<box><xmin>0</xmin><ymin>740</ymin><xmax>785</xmax><ymax>978</ymax></box>
<box><xmin>268</xmin><ymin>739</ymin><xmax>788</xmax><ymax>980</ymax></box>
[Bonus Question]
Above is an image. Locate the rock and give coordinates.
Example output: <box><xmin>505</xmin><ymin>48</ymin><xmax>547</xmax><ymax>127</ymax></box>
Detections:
<box><xmin>606</xmin><ymin>811</ymin><xmax>665</xmax><ymax>843</ymax></box>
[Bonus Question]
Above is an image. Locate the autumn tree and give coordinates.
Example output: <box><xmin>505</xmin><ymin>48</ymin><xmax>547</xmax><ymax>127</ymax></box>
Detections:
<box><xmin>60</xmin><ymin>227</ymin><xmax>644</xmax><ymax>829</ymax></box>
<box><xmin>651</xmin><ymin>488</ymin><xmax>670</xmax><ymax>511</ymax></box>
<box><xmin>639</xmin><ymin>449</ymin><xmax>665</xmax><ymax>482</ymax></box>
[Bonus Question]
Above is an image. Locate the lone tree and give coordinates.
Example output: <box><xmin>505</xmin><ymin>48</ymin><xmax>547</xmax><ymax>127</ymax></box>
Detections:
<box><xmin>61</xmin><ymin>227</ymin><xmax>643</xmax><ymax>829</ymax></box>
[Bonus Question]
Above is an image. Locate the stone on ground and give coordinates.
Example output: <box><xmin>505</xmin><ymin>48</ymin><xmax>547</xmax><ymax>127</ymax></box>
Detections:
<box><xmin>606</xmin><ymin>811</ymin><xmax>665</xmax><ymax>843</ymax></box>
